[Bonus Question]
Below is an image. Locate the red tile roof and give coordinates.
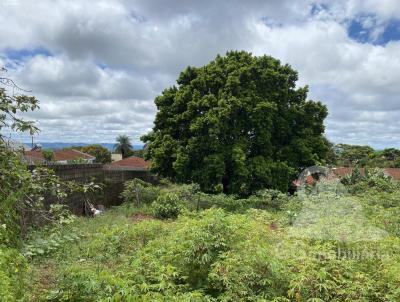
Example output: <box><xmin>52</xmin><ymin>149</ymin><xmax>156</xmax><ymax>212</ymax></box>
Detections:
<box><xmin>24</xmin><ymin>149</ymin><xmax>94</xmax><ymax>162</ymax></box>
<box><xmin>108</xmin><ymin>156</ymin><xmax>150</xmax><ymax>170</ymax></box>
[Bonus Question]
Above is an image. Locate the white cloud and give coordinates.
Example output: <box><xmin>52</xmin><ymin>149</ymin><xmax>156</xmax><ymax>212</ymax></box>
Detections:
<box><xmin>1</xmin><ymin>0</ymin><xmax>400</xmax><ymax>148</ymax></box>
<box><xmin>14</xmin><ymin>55</ymin><xmax>156</xmax><ymax>99</ymax></box>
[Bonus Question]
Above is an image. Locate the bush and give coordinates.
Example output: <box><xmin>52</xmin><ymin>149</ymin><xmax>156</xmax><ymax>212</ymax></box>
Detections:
<box><xmin>342</xmin><ymin>168</ymin><xmax>399</xmax><ymax>193</ymax></box>
<box><xmin>152</xmin><ymin>193</ymin><xmax>183</xmax><ymax>219</ymax></box>
<box><xmin>22</xmin><ymin>208</ymin><xmax>79</xmax><ymax>259</ymax></box>
<box><xmin>0</xmin><ymin>247</ymin><xmax>28</xmax><ymax>301</ymax></box>
<box><xmin>249</xmin><ymin>189</ymin><xmax>291</xmax><ymax>211</ymax></box>
<box><xmin>183</xmin><ymin>189</ymin><xmax>291</xmax><ymax>213</ymax></box>
<box><xmin>121</xmin><ymin>178</ymin><xmax>161</xmax><ymax>205</ymax></box>
<box><xmin>169</xmin><ymin>183</ymin><xmax>200</xmax><ymax>203</ymax></box>
<box><xmin>130</xmin><ymin>208</ymin><xmax>252</xmax><ymax>295</ymax></box>
<box><xmin>190</xmin><ymin>192</ymin><xmax>242</xmax><ymax>212</ymax></box>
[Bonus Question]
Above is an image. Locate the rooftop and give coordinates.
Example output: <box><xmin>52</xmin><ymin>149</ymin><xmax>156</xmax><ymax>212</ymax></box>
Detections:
<box><xmin>23</xmin><ymin>149</ymin><xmax>94</xmax><ymax>163</ymax></box>
<box><xmin>106</xmin><ymin>156</ymin><xmax>150</xmax><ymax>171</ymax></box>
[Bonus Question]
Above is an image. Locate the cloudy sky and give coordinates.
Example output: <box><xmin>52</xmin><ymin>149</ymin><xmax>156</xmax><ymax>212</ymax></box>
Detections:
<box><xmin>1</xmin><ymin>0</ymin><xmax>400</xmax><ymax>148</ymax></box>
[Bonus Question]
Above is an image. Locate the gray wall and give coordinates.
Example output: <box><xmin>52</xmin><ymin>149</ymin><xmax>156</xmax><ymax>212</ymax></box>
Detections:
<box><xmin>28</xmin><ymin>164</ymin><xmax>157</xmax><ymax>215</ymax></box>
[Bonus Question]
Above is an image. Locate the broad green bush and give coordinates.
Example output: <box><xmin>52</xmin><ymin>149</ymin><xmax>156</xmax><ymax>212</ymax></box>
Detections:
<box><xmin>192</xmin><ymin>193</ymin><xmax>243</xmax><ymax>212</ymax></box>
<box><xmin>151</xmin><ymin>193</ymin><xmax>183</xmax><ymax>219</ymax></box>
<box><xmin>0</xmin><ymin>247</ymin><xmax>28</xmax><ymax>301</ymax></box>
<box><xmin>22</xmin><ymin>209</ymin><xmax>79</xmax><ymax>259</ymax></box>
<box><xmin>342</xmin><ymin>168</ymin><xmax>399</xmax><ymax>193</ymax></box>
<box><xmin>184</xmin><ymin>189</ymin><xmax>293</xmax><ymax>214</ymax></box>
<box><xmin>248</xmin><ymin>189</ymin><xmax>291</xmax><ymax>211</ymax></box>
<box><xmin>127</xmin><ymin>209</ymin><xmax>256</xmax><ymax>297</ymax></box>
<box><xmin>121</xmin><ymin>178</ymin><xmax>161</xmax><ymax>205</ymax></box>
<box><xmin>0</xmin><ymin>146</ymin><xmax>30</xmax><ymax>245</ymax></box>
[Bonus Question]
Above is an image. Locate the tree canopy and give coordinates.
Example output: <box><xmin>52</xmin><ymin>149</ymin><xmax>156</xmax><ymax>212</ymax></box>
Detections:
<box><xmin>81</xmin><ymin>144</ymin><xmax>111</xmax><ymax>164</ymax></box>
<box><xmin>335</xmin><ymin>144</ymin><xmax>375</xmax><ymax>166</ymax></box>
<box><xmin>332</xmin><ymin>144</ymin><xmax>400</xmax><ymax>168</ymax></box>
<box><xmin>42</xmin><ymin>149</ymin><xmax>54</xmax><ymax>161</ymax></box>
<box><xmin>142</xmin><ymin>51</ymin><xmax>328</xmax><ymax>195</ymax></box>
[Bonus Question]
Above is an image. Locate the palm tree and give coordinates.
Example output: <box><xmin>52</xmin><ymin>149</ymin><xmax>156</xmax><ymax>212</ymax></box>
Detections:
<box><xmin>114</xmin><ymin>135</ymin><xmax>133</xmax><ymax>159</ymax></box>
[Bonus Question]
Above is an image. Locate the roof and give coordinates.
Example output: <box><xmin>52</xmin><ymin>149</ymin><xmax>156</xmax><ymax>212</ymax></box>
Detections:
<box><xmin>23</xmin><ymin>149</ymin><xmax>95</xmax><ymax>163</ymax></box>
<box><xmin>107</xmin><ymin>156</ymin><xmax>150</xmax><ymax>170</ymax></box>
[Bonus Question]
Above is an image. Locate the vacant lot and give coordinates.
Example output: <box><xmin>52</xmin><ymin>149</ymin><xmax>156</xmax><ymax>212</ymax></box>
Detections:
<box><xmin>22</xmin><ymin>174</ymin><xmax>400</xmax><ymax>301</ymax></box>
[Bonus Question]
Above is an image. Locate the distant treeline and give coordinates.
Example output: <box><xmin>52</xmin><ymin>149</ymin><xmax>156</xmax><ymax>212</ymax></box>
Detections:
<box><xmin>33</xmin><ymin>142</ymin><xmax>144</xmax><ymax>152</ymax></box>
<box><xmin>62</xmin><ymin>144</ymin><xmax>145</xmax><ymax>164</ymax></box>
<box><xmin>326</xmin><ymin>142</ymin><xmax>400</xmax><ymax>168</ymax></box>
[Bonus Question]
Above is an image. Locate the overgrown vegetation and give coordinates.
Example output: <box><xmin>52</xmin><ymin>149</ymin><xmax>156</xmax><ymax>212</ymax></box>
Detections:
<box><xmin>0</xmin><ymin>145</ymin><xmax>98</xmax><ymax>300</ymax></box>
<box><xmin>0</xmin><ymin>74</ymin><xmax>101</xmax><ymax>301</ymax></box>
<box><xmin>19</xmin><ymin>172</ymin><xmax>400</xmax><ymax>301</ymax></box>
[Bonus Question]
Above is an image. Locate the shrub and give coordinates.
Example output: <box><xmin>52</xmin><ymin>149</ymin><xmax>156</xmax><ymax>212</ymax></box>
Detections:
<box><xmin>169</xmin><ymin>183</ymin><xmax>200</xmax><ymax>204</ymax></box>
<box><xmin>152</xmin><ymin>193</ymin><xmax>182</xmax><ymax>219</ymax></box>
<box><xmin>185</xmin><ymin>189</ymin><xmax>291</xmax><ymax>213</ymax></box>
<box><xmin>129</xmin><ymin>209</ymin><xmax>252</xmax><ymax>295</ymax></box>
<box><xmin>342</xmin><ymin>168</ymin><xmax>399</xmax><ymax>193</ymax></box>
<box><xmin>190</xmin><ymin>192</ymin><xmax>242</xmax><ymax>212</ymax></box>
<box><xmin>121</xmin><ymin>178</ymin><xmax>161</xmax><ymax>205</ymax></box>
<box><xmin>0</xmin><ymin>247</ymin><xmax>28</xmax><ymax>301</ymax></box>
<box><xmin>249</xmin><ymin>189</ymin><xmax>291</xmax><ymax>211</ymax></box>
<box><xmin>22</xmin><ymin>208</ymin><xmax>79</xmax><ymax>259</ymax></box>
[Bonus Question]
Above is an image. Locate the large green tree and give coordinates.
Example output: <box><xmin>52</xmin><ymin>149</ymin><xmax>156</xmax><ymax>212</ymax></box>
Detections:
<box><xmin>81</xmin><ymin>144</ymin><xmax>111</xmax><ymax>164</ymax></box>
<box><xmin>142</xmin><ymin>51</ymin><xmax>328</xmax><ymax>194</ymax></box>
<box><xmin>335</xmin><ymin>144</ymin><xmax>374</xmax><ymax>166</ymax></box>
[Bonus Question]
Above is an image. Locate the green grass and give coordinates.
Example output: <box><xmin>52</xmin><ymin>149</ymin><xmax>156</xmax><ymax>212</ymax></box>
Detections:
<box><xmin>27</xmin><ymin>204</ymin><xmax>154</xmax><ymax>300</ymax></box>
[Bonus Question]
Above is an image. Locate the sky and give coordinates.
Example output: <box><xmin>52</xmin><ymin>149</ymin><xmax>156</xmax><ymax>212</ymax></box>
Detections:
<box><xmin>0</xmin><ymin>0</ymin><xmax>400</xmax><ymax>148</ymax></box>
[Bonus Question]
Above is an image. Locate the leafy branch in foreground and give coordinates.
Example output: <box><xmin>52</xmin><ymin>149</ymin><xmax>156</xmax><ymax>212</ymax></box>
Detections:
<box><xmin>0</xmin><ymin>86</ymin><xmax>39</xmax><ymax>139</ymax></box>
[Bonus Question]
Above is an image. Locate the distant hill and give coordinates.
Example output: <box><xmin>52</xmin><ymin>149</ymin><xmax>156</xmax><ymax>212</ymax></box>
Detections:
<box><xmin>25</xmin><ymin>142</ymin><xmax>144</xmax><ymax>151</ymax></box>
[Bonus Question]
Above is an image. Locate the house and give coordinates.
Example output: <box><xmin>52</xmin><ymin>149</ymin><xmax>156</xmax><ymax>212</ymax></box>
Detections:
<box><xmin>23</xmin><ymin>149</ymin><xmax>95</xmax><ymax>164</ymax></box>
<box><xmin>111</xmin><ymin>153</ymin><xmax>123</xmax><ymax>162</ymax></box>
<box><xmin>105</xmin><ymin>156</ymin><xmax>150</xmax><ymax>171</ymax></box>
